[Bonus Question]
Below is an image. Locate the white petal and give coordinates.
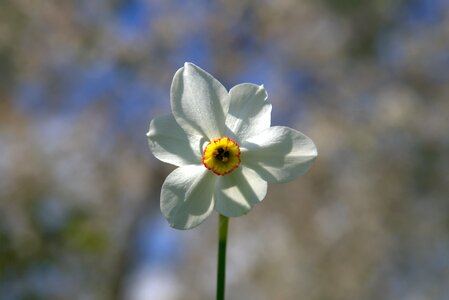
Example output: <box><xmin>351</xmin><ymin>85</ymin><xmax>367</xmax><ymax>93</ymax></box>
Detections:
<box><xmin>214</xmin><ymin>165</ymin><xmax>267</xmax><ymax>217</ymax></box>
<box><xmin>171</xmin><ymin>62</ymin><xmax>229</xmax><ymax>140</ymax></box>
<box><xmin>225</xmin><ymin>84</ymin><xmax>271</xmax><ymax>142</ymax></box>
<box><xmin>242</xmin><ymin>126</ymin><xmax>317</xmax><ymax>183</ymax></box>
<box><xmin>161</xmin><ymin>165</ymin><xmax>217</xmax><ymax>230</ymax></box>
<box><xmin>147</xmin><ymin>114</ymin><xmax>206</xmax><ymax>166</ymax></box>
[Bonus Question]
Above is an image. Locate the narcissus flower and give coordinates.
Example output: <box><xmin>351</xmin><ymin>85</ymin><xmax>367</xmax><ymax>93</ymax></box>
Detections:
<box><xmin>147</xmin><ymin>63</ymin><xmax>317</xmax><ymax>229</ymax></box>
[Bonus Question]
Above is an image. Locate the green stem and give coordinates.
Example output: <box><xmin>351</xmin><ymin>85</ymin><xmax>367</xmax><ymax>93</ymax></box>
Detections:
<box><xmin>217</xmin><ymin>214</ymin><xmax>229</xmax><ymax>300</ymax></box>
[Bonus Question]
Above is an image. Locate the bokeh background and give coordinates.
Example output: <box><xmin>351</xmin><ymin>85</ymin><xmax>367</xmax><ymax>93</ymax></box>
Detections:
<box><xmin>1</xmin><ymin>0</ymin><xmax>448</xmax><ymax>299</ymax></box>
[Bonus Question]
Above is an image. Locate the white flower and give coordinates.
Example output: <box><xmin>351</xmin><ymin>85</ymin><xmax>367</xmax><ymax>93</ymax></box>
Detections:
<box><xmin>147</xmin><ymin>63</ymin><xmax>317</xmax><ymax>229</ymax></box>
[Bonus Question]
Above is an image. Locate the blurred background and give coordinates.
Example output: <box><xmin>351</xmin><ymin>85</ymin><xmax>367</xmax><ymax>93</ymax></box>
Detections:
<box><xmin>0</xmin><ymin>0</ymin><xmax>448</xmax><ymax>299</ymax></box>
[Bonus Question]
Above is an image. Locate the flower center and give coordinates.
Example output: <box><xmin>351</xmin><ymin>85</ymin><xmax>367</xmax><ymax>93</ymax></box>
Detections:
<box><xmin>202</xmin><ymin>137</ymin><xmax>241</xmax><ymax>176</ymax></box>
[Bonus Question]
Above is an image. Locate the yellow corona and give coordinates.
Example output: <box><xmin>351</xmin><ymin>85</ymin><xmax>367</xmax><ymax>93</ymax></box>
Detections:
<box><xmin>202</xmin><ymin>137</ymin><xmax>241</xmax><ymax>176</ymax></box>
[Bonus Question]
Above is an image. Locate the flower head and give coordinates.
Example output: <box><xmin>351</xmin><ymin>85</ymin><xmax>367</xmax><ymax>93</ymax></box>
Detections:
<box><xmin>147</xmin><ymin>63</ymin><xmax>317</xmax><ymax>229</ymax></box>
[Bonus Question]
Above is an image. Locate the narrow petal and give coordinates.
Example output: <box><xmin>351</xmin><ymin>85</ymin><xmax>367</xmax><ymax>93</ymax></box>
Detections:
<box><xmin>171</xmin><ymin>62</ymin><xmax>229</xmax><ymax>140</ymax></box>
<box><xmin>241</xmin><ymin>126</ymin><xmax>317</xmax><ymax>183</ymax></box>
<box><xmin>214</xmin><ymin>165</ymin><xmax>267</xmax><ymax>217</ymax></box>
<box><xmin>161</xmin><ymin>165</ymin><xmax>217</xmax><ymax>229</ymax></box>
<box><xmin>225</xmin><ymin>83</ymin><xmax>271</xmax><ymax>142</ymax></box>
<box><xmin>147</xmin><ymin>114</ymin><xmax>206</xmax><ymax>166</ymax></box>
